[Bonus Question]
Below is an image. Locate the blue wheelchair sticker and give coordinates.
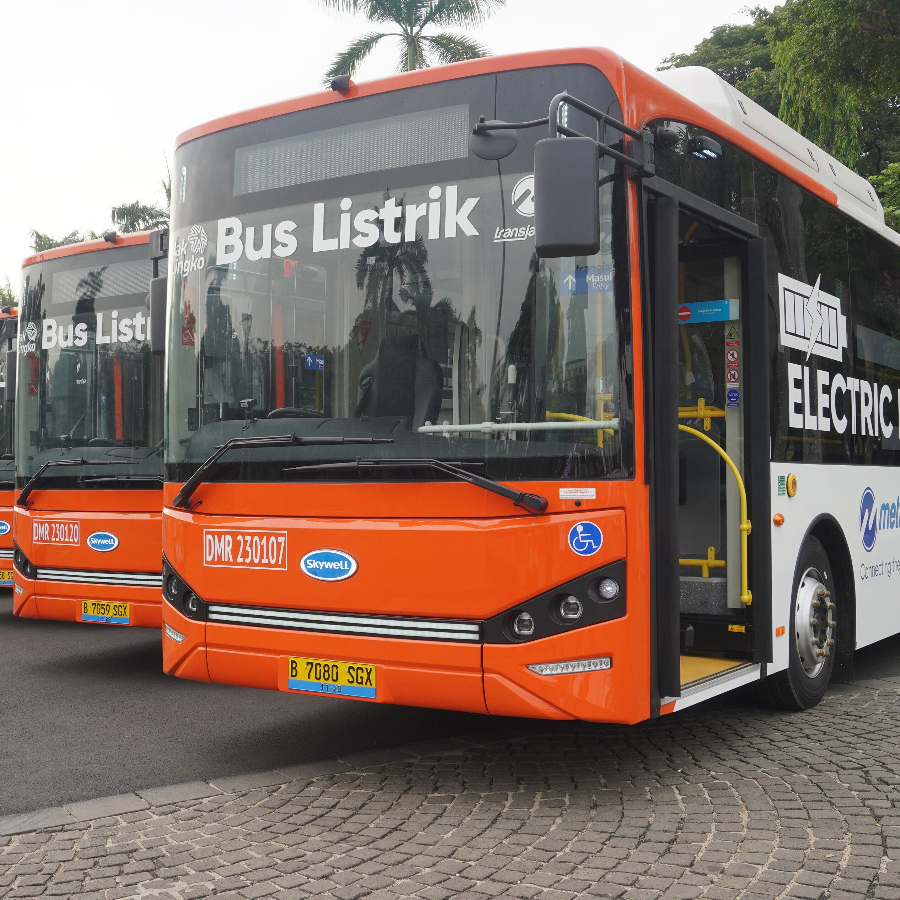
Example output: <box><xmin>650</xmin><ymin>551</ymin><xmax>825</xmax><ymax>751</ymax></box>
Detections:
<box><xmin>568</xmin><ymin>521</ymin><xmax>603</xmax><ymax>557</ymax></box>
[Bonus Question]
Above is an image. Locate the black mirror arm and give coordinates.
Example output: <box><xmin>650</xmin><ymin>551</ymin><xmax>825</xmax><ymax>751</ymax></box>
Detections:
<box><xmin>473</xmin><ymin>93</ymin><xmax>654</xmax><ymax>177</ymax></box>
<box><xmin>472</xmin><ymin>116</ymin><xmax>548</xmax><ymax>134</ymax></box>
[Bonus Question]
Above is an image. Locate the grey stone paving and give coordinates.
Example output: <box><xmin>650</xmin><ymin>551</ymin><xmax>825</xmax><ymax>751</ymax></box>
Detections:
<box><xmin>4</xmin><ymin>679</ymin><xmax>900</xmax><ymax>899</ymax></box>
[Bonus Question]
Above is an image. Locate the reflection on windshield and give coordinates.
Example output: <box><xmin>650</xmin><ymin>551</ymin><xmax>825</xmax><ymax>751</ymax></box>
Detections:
<box><xmin>167</xmin><ymin>172</ymin><xmax>632</xmax><ymax>483</ymax></box>
<box><xmin>17</xmin><ymin>247</ymin><xmax>164</xmax><ymax>484</ymax></box>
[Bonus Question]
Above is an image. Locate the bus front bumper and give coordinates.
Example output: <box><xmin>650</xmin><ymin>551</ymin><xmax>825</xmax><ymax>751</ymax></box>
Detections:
<box><xmin>161</xmin><ymin>600</ymin><xmax>642</xmax><ymax>723</ymax></box>
<box><xmin>13</xmin><ymin>574</ymin><xmax>163</xmax><ymax>628</ymax></box>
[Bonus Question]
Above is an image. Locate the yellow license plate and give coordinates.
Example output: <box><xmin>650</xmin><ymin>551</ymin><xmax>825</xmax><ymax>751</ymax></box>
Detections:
<box><xmin>287</xmin><ymin>657</ymin><xmax>376</xmax><ymax>699</ymax></box>
<box><xmin>79</xmin><ymin>601</ymin><xmax>130</xmax><ymax>625</ymax></box>
<box><xmin>0</xmin><ymin>569</ymin><xmax>12</xmax><ymax>584</ymax></box>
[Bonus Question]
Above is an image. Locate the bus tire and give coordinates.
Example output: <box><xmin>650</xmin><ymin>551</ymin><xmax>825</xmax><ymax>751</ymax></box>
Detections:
<box><xmin>758</xmin><ymin>535</ymin><xmax>836</xmax><ymax>710</ymax></box>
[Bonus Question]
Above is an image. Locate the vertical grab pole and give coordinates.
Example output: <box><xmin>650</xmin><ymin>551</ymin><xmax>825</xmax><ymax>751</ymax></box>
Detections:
<box><xmin>652</xmin><ymin>196</ymin><xmax>681</xmax><ymax>698</ymax></box>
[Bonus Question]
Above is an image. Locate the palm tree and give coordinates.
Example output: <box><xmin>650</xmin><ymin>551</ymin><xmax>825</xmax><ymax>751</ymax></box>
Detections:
<box><xmin>319</xmin><ymin>0</ymin><xmax>505</xmax><ymax>83</ymax></box>
<box><xmin>110</xmin><ymin>201</ymin><xmax>169</xmax><ymax>234</ymax></box>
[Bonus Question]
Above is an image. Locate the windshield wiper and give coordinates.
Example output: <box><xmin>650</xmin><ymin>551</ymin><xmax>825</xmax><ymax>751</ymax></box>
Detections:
<box><xmin>173</xmin><ymin>433</ymin><xmax>394</xmax><ymax>510</ymax></box>
<box><xmin>17</xmin><ymin>459</ymin><xmax>131</xmax><ymax>508</ymax></box>
<box><xmin>284</xmin><ymin>457</ymin><xmax>549</xmax><ymax>514</ymax></box>
<box><xmin>81</xmin><ymin>474</ymin><xmax>164</xmax><ymax>485</ymax></box>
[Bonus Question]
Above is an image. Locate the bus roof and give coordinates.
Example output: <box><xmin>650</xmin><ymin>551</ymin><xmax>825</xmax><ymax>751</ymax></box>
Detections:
<box><xmin>653</xmin><ymin>67</ymin><xmax>896</xmax><ymax>246</ymax></box>
<box><xmin>173</xmin><ymin>47</ymin><xmax>897</xmax><ymax>247</ymax></box>
<box><xmin>21</xmin><ymin>230</ymin><xmax>151</xmax><ymax>270</ymax></box>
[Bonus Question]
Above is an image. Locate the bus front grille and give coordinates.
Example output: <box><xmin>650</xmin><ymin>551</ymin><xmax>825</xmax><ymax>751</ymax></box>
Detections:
<box><xmin>207</xmin><ymin>603</ymin><xmax>482</xmax><ymax>643</ymax></box>
<box><xmin>35</xmin><ymin>568</ymin><xmax>162</xmax><ymax>588</ymax></box>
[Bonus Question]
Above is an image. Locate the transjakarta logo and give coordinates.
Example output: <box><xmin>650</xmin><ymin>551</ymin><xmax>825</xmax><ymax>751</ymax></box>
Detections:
<box><xmin>31</xmin><ymin>311</ymin><xmax>151</xmax><ymax>351</ymax></box>
<box><xmin>301</xmin><ymin>548</ymin><xmax>358</xmax><ymax>582</ymax></box>
<box><xmin>0</xmin><ymin>520</ymin><xmax>10</xmax><ymax>536</ymax></box>
<box><xmin>215</xmin><ymin>185</ymin><xmax>479</xmax><ymax>266</ymax></box>
<box><xmin>512</xmin><ymin>175</ymin><xmax>535</xmax><ymax>217</ymax></box>
<box><xmin>87</xmin><ymin>531</ymin><xmax>119</xmax><ymax>552</ymax></box>
<box><xmin>494</xmin><ymin>174</ymin><xmax>536</xmax><ymax>243</ymax></box>
<box><xmin>861</xmin><ymin>488</ymin><xmax>878</xmax><ymax>552</ymax></box>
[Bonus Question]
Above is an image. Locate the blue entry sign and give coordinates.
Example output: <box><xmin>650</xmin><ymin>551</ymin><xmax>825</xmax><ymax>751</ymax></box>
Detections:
<box><xmin>568</xmin><ymin>521</ymin><xmax>603</xmax><ymax>557</ymax></box>
<box><xmin>560</xmin><ymin>267</ymin><xmax>614</xmax><ymax>296</ymax></box>
<box><xmin>304</xmin><ymin>354</ymin><xmax>325</xmax><ymax>371</ymax></box>
<box><xmin>727</xmin><ymin>388</ymin><xmax>740</xmax><ymax>408</ymax></box>
<box><xmin>677</xmin><ymin>299</ymin><xmax>739</xmax><ymax>324</ymax></box>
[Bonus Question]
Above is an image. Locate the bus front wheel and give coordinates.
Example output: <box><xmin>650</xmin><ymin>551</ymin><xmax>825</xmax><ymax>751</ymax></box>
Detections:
<box><xmin>758</xmin><ymin>535</ymin><xmax>836</xmax><ymax>710</ymax></box>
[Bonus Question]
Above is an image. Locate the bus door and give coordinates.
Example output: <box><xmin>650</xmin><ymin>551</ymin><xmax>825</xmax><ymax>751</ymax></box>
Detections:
<box><xmin>647</xmin><ymin>189</ymin><xmax>772</xmax><ymax>702</ymax></box>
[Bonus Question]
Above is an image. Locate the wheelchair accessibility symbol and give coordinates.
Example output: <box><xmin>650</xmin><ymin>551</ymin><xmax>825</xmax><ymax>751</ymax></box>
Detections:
<box><xmin>568</xmin><ymin>521</ymin><xmax>603</xmax><ymax>557</ymax></box>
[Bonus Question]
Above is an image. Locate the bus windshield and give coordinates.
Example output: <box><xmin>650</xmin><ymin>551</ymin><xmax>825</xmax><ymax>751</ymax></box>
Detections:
<box><xmin>166</xmin><ymin>66</ymin><xmax>633</xmax><ymax>485</ymax></box>
<box><xmin>17</xmin><ymin>243</ymin><xmax>164</xmax><ymax>487</ymax></box>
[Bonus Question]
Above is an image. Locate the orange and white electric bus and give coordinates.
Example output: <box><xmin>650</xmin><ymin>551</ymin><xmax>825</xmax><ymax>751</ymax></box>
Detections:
<box><xmin>14</xmin><ymin>233</ymin><xmax>165</xmax><ymax>626</ymax></box>
<box><xmin>160</xmin><ymin>49</ymin><xmax>900</xmax><ymax>721</ymax></box>
<box><xmin>0</xmin><ymin>307</ymin><xmax>19</xmax><ymax>586</ymax></box>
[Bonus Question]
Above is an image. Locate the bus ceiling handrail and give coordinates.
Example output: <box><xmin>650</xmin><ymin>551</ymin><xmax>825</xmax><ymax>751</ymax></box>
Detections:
<box><xmin>418</xmin><ymin>418</ymin><xmax>620</xmax><ymax>435</ymax></box>
<box><xmin>678</xmin><ymin>423</ymin><xmax>752</xmax><ymax>606</ymax></box>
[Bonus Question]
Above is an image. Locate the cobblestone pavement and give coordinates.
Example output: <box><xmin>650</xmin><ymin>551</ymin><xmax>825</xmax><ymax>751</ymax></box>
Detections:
<box><xmin>4</xmin><ymin>678</ymin><xmax>900</xmax><ymax>900</ymax></box>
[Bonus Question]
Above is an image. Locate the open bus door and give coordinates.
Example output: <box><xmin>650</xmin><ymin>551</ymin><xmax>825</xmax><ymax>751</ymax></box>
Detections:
<box><xmin>646</xmin><ymin>184</ymin><xmax>772</xmax><ymax>709</ymax></box>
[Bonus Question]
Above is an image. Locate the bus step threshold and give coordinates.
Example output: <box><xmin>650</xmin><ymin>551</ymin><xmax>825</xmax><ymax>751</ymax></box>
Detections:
<box><xmin>680</xmin><ymin>655</ymin><xmax>753</xmax><ymax>690</ymax></box>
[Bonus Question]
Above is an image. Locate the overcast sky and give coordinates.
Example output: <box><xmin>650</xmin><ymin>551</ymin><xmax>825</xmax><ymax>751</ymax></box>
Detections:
<box><xmin>0</xmin><ymin>0</ymin><xmax>779</xmax><ymax>294</ymax></box>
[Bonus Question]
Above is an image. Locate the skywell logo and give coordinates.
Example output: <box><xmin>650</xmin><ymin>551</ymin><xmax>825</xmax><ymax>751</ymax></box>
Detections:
<box><xmin>301</xmin><ymin>549</ymin><xmax>358</xmax><ymax>582</ymax></box>
<box><xmin>87</xmin><ymin>531</ymin><xmax>119</xmax><ymax>552</ymax></box>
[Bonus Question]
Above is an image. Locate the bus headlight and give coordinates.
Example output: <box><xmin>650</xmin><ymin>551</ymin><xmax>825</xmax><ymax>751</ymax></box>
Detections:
<box><xmin>557</xmin><ymin>596</ymin><xmax>583</xmax><ymax>620</ymax></box>
<box><xmin>166</xmin><ymin>574</ymin><xmax>179</xmax><ymax>599</ymax></box>
<box><xmin>597</xmin><ymin>578</ymin><xmax>620</xmax><ymax>600</ymax></box>
<box><xmin>513</xmin><ymin>611</ymin><xmax>535</xmax><ymax>636</ymax></box>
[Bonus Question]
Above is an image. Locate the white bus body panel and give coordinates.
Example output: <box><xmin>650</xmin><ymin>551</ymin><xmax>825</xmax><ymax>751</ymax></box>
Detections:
<box><xmin>769</xmin><ymin>461</ymin><xmax>900</xmax><ymax>674</ymax></box>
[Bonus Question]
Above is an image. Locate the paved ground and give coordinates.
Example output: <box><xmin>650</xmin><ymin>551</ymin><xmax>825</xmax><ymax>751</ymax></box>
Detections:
<box><xmin>0</xmin><ymin>593</ymin><xmax>504</xmax><ymax>816</ymax></box>
<box><xmin>4</xmin><ymin>628</ymin><xmax>900</xmax><ymax>898</ymax></box>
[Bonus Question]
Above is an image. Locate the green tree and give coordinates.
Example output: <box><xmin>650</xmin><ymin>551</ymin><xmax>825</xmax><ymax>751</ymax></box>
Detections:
<box><xmin>770</xmin><ymin>0</ymin><xmax>900</xmax><ymax>170</ymax></box>
<box><xmin>110</xmin><ymin>201</ymin><xmax>169</xmax><ymax>233</ymax></box>
<box><xmin>319</xmin><ymin>0</ymin><xmax>505</xmax><ymax>83</ymax></box>
<box><xmin>29</xmin><ymin>230</ymin><xmax>85</xmax><ymax>252</ymax></box>
<box><xmin>659</xmin><ymin>6</ymin><xmax>782</xmax><ymax>114</ymax></box>
<box><xmin>0</xmin><ymin>280</ymin><xmax>17</xmax><ymax>308</ymax></box>
<box><xmin>871</xmin><ymin>162</ymin><xmax>900</xmax><ymax>230</ymax></box>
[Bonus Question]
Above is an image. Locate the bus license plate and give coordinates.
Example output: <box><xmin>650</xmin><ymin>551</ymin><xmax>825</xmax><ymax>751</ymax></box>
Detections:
<box><xmin>287</xmin><ymin>657</ymin><xmax>376</xmax><ymax>699</ymax></box>
<box><xmin>0</xmin><ymin>569</ymin><xmax>12</xmax><ymax>585</ymax></box>
<box><xmin>79</xmin><ymin>601</ymin><xmax>130</xmax><ymax>625</ymax></box>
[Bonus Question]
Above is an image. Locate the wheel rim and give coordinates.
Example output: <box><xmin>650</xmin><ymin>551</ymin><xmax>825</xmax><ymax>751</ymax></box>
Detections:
<box><xmin>794</xmin><ymin>566</ymin><xmax>835</xmax><ymax>678</ymax></box>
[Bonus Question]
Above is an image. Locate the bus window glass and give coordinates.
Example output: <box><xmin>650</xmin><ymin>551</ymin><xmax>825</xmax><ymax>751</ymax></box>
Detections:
<box><xmin>848</xmin><ymin>225</ymin><xmax>900</xmax><ymax>466</ymax></box>
<box><xmin>16</xmin><ymin>245</ymin><xmax>164</xmax><ymax>488</ymax></box>
<box><xmin>167</xmin><ymin>70</ymin><xmax>633</xmax><ymax>486</ymax></box>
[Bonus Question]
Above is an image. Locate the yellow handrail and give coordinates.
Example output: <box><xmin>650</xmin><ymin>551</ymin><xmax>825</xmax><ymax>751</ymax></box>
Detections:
<box><xmin>680</xmin><ymin>546</ymin><xmax>726</xmax><ymax>578</ymax></box>
<box><xmin>678</xmin><ymin>423</ymin><xmax>752</xmax><ymax>606</ymax></box>
<box><xmin>545</xmin><ymin>411</ymin><xmax>616</xmax><ymax>447</ymax></box>
<box><xmin>678</xmin><ymin>397</ymin><xmax>726</xmax><ymax>432</ymax></box>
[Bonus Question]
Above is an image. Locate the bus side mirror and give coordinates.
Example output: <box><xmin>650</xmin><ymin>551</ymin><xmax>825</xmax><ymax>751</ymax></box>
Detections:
<box><xmin>534</xmin><ymin>136</ymin><xmax>601</xmax><ymax>258</ymax></box>
<box><xmin>5</xmin><ymin>349</ymin><xmax>16</xmax><ymax>402</ymax></box>
<box><xmin>149</xmin><ymin>276</ymin><xmax>167</xmax><ymax>355</ymax></box>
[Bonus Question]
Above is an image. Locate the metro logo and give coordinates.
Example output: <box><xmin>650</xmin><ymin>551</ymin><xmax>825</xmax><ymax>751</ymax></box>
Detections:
<box><xmin>33</xmin><ymin>520</ymin><xmax>80</xmax><ymax>545</ymax></box>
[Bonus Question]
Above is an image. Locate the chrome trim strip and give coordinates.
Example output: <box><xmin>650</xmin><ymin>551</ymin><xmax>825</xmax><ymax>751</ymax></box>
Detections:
<box><xmin>207</xmin><ymin>602</ymin><xmax>481</xmax><ymax>643</ymax></box>
<box><xmin>0</xmin><ymin>549</ymin><xmax>13</xmax><ymax>559</ymax></box>
<box><xmin>35</xmin><ymin>567</ymin><xmax>162</xmax><ymax>588</ymax></box>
